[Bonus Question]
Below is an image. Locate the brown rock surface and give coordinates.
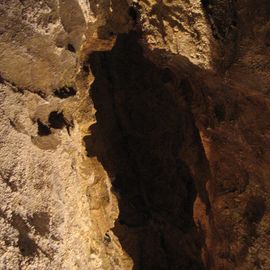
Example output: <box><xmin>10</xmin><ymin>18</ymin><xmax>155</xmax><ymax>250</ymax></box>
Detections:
<box><xmin>0</xmin><ymin>0</ymin><xmax>270</xmax><ymax>269</ymax></box>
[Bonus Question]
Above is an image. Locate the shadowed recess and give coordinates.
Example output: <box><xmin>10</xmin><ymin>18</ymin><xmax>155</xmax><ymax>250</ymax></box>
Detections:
<box><xmin>84</xmin><ymin>32</ymin><xmax>208</xmax><ymax>270</ymax></box>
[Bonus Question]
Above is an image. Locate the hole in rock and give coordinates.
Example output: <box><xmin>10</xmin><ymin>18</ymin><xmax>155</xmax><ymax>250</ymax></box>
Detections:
<box><xmin>54</xmin><ymin>86</ymin><xmax>76</xmax><ymax>98</ymax></box>
<box><xmin>84</xmin><ymin>32</ymin><xmax>209</xmax><ymax>270</ymax></box>
<box><xmin>67</xmin><ymin>43</ymin><xmax>76</xmax><ymax>53</ymax></box>
<box><xmin>48</xmin><ymin>111</ymin><xmax>66</xmax><ymax>129</ymax></box>
<box><xmin>37</xmin><ymin>119</ymin><xmax>51</xmax><ymax>136</ymax></box>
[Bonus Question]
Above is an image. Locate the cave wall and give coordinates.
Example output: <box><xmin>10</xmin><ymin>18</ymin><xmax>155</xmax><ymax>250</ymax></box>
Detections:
<box><xmin>0</xmin><ymin>0</ymin><xmax>270</xmax><ymax>270</ymax></box>
<box><xmin>84</xmin><ymin>32</ymin><xmax>210</xmax><ymax>269</ymax></box>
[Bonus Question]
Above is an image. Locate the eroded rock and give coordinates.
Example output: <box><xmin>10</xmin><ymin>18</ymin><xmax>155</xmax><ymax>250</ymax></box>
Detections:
<box><xmin>1</xmin><ymin>1</ymin><xmax>270</xmax><ymax>270</ymax></box>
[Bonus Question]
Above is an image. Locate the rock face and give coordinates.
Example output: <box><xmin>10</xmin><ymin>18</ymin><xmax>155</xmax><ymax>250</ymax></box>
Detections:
<box><xmin>0</xmin><ymin>0</ymin><xmax>270</xmax><ymax>269</ymax></box>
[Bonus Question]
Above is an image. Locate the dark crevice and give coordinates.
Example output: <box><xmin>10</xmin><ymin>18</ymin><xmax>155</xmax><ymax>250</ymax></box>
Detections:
<box><xmin>84</xmin><ymin>32</ymin><xmax>209</xmax><ymax>269</ymax></box>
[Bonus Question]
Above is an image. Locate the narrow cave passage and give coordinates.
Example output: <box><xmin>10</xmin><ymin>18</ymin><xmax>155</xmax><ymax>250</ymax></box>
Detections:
<box><xmin>84</xmin><ymin>32</ymin><xmax>207</xmax><ymax>270</ymax></box>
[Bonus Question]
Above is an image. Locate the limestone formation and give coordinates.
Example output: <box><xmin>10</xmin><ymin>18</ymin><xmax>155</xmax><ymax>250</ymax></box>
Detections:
<box><xmin>0</xmin><ymin>0</ymin><xmax>270</xmax><ymax>269</ymax></box>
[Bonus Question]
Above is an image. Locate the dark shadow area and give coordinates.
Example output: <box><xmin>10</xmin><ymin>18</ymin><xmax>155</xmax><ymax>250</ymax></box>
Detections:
<box><xmin>54</xmin><ymin>86</ymin><xmax>76</xmax><ymax>99</ymax></box>
<box><xmin>37</xmin><ymin>119</ymin><xmax>51</xmax><ymax>136</ymax></box>
<box><xmin>84</xmin><ymin>32</ymin><xmax>207</xmax><ymax>270</ymax></box>
<box><xmin>200</xmin><ymin>0</ymin><xmax>238</xmax><ymax>68</ymax></box>
<box><xmin>48</xmin><ymin>111</ymin><xmax>66</xmax><ymax>129</ymax></box>
<box><xmin>67</xmin><ymin>43</ymin><xmax>76</xmax><ymax>53</ymax></box>
<box><xmin>47</xmin><ymin>111</ymin><xmax>73</xmax><ymax>135</ymax></box>
<box><xmin>10</xmin><ymin>214</ymin><xmax>39</xmax><ymax>257</ymax></box>
<box><xmin>0</xmin><ymin>169</ymin><xmax>18</xmax><ymax>192</ymax></box>
<box><xmin>28</xmin><ymin>212</ymin><xmax>50</xmax><ymax>237</ymax></box>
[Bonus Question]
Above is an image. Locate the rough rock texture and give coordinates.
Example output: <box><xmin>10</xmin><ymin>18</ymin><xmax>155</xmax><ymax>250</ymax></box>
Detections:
<box><xmin>0</xmin><ymin>0</ymin><xmax>270</xmax><ymax>269</ymax></box>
